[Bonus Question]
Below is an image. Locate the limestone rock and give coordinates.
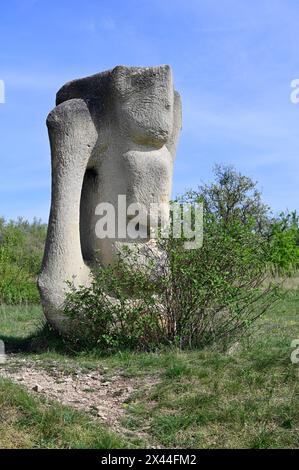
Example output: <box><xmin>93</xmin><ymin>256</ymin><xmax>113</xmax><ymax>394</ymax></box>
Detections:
<box><xmin>38</xmin><ymin>65</ymin><xmax>182</xmax><ymax>333</ymax></box>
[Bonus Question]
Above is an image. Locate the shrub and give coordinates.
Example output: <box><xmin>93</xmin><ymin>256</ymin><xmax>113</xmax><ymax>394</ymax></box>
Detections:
<box><xmin>267</xmin><ymin>211</ymin><xmax>299</xmax><ymax>276</ymax></box>
<box><xmin>0</xmin><ymin>217</ymin><xmax>47</xmax><ymax>304</ymax></box>
<box><xmin>64</xmin><ymin>166</ymin><xmax>282</xmax><ymax>351</ymax></box>
<box><xmin>64</xmin><ymin>202</ymin><xmax>279</xmax><ymax>351</ymax></box>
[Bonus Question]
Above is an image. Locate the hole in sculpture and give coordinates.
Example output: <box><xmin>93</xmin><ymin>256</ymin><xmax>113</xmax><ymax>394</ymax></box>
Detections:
<box><xmin>80</xmin><ymin>168</ymin><xmax>99</xmax><ymax>264</ymax></box>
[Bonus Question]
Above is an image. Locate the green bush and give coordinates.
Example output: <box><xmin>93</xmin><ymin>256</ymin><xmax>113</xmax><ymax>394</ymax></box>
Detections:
<box><xmin>267</xmin><ymin>211</ymin><xmax>299</xmax><ymax>275</ymax></box>
<box><xmin>0</xmin><ymin>217</ymin><xmax>47</xmax><ymax>304</ymax></box>
<box><xmin>64</xmin><ymin>215</ymin><xmax>278</xmax><ymax>351</ymax></box>
<box><xmin>181</xmin><ymin>165</ymin><xmax>299</xmax><ymax>276</ymax></box>
<box><xmin>64</xmin><ymin>167</ymin><xmax>282</xmax><ymax>351</ymax></box>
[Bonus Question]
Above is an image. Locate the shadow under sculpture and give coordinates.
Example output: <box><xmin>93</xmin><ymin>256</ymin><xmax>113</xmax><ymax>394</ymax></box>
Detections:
<box><xmin>38</xmin><ymin>65</ymin><xmax>182</xmax><ymax>333</ymax></box>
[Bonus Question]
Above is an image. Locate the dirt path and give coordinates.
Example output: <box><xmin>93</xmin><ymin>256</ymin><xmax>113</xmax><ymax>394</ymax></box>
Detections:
<box><xmin>0</xmin><ymin>356</ymin><xmax>158</xmax><ymax>443</ymax></box>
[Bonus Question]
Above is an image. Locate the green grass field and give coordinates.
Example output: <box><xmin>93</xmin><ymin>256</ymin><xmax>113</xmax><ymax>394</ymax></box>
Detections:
<box><xmin>0</xmin><ymin>291</ymin><xmax>299</xmax><ymax>449</ymax></box>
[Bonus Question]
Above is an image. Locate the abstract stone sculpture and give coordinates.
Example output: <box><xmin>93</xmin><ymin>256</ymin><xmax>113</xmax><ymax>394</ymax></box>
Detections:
<box><xmin>38</xmin><ymin>65</ymin><xmax>182</xmax><ymax>332</ymax></box>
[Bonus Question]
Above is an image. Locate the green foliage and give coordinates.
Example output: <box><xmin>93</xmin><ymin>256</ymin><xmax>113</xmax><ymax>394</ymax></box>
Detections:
<box><xmin>0</xmin><ymin>217</ymin><xmax>47</xmax><ymax>304</ymax></box>
<box><xmin>64</xmin><ymin>248</ymin><xmax>162</xmax><ymax>351</ymax></box>
<box><xmin>181</xmin><ymin>164</ymin><xmax>270</xmax><ymax>232</ymax></box>
<box><xmin>267</xmin><ymin>211</ymin><xmax>299</xmax><ymax>275</ymax></box>
<box><xmin>182</xmin><ymin>165</ymin><xmax>299</xmax><ymax>276</ymax></box>
<box><xmin>64</xmin><ymin>166</ymin><xmax>282</xmax><ymax>351</ymax></box>
<box><xmin>64</xmin><ymin>215</ymin><xmax>278</xmax><ymax>351</ymax></box>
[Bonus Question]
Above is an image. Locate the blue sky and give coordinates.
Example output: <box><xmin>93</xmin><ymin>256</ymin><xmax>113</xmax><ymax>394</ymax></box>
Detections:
<box><xmin>1</xmin><ymin>0</ymin><xmax>299</xmax><ymax>221</ymax></box>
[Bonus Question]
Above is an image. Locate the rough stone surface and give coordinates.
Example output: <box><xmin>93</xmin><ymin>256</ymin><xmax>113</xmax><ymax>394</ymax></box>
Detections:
<box><xmin>38</xmin><ymin>65</ymin><xmax>182</xmax><ymax>332</ymax></box>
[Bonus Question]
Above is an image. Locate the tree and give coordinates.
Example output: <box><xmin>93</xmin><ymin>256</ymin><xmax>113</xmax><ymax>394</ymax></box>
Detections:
<box><xmin>181</xmin><ymin>164</ymin><xmax>270</xmax><ymax>233</ymax></box>
<box><xmin>268</xmin><ymin>211</ymin><xmax>299</xmax><ymax>275</ymax></box>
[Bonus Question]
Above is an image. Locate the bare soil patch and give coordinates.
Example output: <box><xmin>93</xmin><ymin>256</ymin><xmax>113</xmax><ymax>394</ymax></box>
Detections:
<box><xmin>0</xmin><ymin>356</ymin><xmax>158</xmax><ymax>439</ymax></box>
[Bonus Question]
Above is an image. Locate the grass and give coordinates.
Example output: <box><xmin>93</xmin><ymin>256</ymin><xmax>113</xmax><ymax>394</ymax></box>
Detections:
<box><xmin>1</xmin><ymin>291</ymin><xmax>299</xmax><ymax>448</ymax></box>
<box><xmin>0</xmin><ymin>378</ymin><xmax>131</xmax><ymax>449</ymax></box>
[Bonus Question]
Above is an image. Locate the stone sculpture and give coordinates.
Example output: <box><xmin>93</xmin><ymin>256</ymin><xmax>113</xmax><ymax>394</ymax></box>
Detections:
<box><xmin>38</xmin><ymin>65</ymin><xmax>182</xmax><ymax>332</ymax></box>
